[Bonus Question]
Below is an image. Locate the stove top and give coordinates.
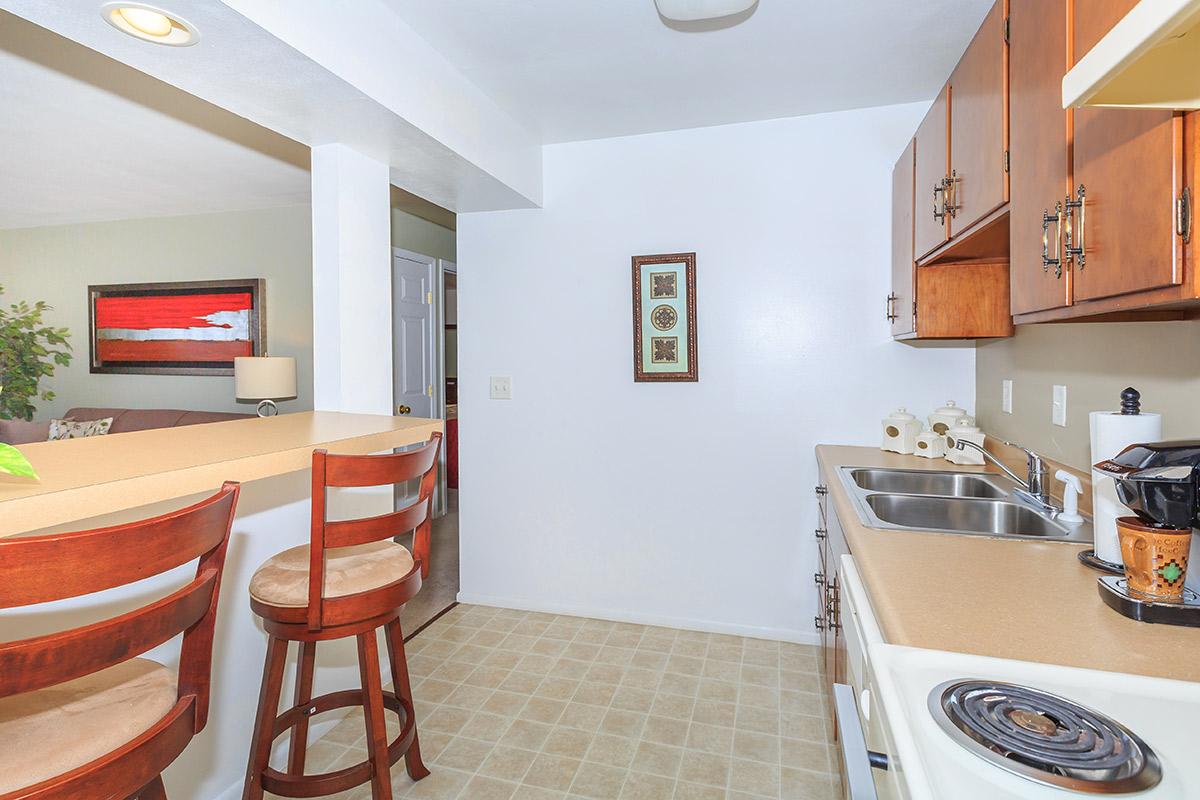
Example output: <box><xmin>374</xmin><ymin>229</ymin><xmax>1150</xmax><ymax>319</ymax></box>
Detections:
<box><xmin>929</xmin><ymin>680</ymin><xmax>1161</xmax><ymax>794</ymax></box>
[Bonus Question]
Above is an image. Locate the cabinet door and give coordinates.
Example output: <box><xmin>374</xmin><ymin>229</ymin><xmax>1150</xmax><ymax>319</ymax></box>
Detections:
<box><xmin>949</xmin><ymin>0</ymin><xmax>1008</xmax><ymax>236</ymax></box>
<box><xmin>1009</xmin><ymin>0</ymin><xmax>1071</xmax><ymax>314</ymax></box>
<box><xmin>890</xmin><ymin>140</ymin><xmax>916</xmax><ymax>336</ymax></box>
<box><xmin>914</xmin><ymin>86</ymin><xmax>950</xmax><ymax>259</ymax></box>
<box><xmin>1072</xmin><ymin>0</ymin><xmax>1182</xmax><ymax>302</ymax></box>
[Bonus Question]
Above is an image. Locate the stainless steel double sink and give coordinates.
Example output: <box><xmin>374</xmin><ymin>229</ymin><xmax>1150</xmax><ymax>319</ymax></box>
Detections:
<box><xmin>838</xmin><ymin>467</ymin><xmax>1092</xmax><ymax>543</ymax></box>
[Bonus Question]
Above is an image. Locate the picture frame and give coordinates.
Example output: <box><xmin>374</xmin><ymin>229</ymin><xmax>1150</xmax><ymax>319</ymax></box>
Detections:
<box><xmin>632</xmin><ymin>252</ymin><xmax>697</xmax><ymax>382</ymax></box>
<box><xmin>88</xmin><ymin>278</ymin><xmax>266</xmax><ymax>376</ymax></box>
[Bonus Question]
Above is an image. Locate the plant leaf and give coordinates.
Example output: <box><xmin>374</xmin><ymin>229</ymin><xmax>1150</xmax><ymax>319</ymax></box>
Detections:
<box><xmin>0</xmin><ymin>443</ymin><xmax>38</xmax><ymax>480</ymax></box>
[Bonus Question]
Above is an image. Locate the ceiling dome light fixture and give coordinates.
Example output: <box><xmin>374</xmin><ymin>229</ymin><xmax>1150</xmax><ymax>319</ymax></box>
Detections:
<box><xmin>654</xmin><ymin>0</ymin><xmax>757</xmax><ymax>22</ymax></box>
<box><xmin>101</xmin><ymin>2</ymin><xmax>198</xmax><ymax>46</ymax></box>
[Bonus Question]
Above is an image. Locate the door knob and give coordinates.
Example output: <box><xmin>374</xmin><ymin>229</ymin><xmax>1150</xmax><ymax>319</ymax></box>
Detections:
<box><xmin>396</xmin><ymin>405</ymin><xmax>412</xmax><ymax>415</ymax></box>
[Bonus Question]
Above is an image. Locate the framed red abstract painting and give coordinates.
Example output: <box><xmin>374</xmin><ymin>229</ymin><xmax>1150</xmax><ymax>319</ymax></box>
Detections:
<box><xmin>88</xmin><ymin>279</ymin><xmax>266</xmax><ymax>375</ymax></box>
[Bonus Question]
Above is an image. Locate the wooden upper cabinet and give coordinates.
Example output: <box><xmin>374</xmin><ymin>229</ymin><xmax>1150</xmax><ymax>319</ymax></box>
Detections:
<box><xmin>1071</xmin><ymin>0</ymin><xmax>1182</xmax><ymax>302</ymax></box>
<box><xmin>890</xmin><ymin>140</ymin><xmax>916</xmax><ymax>336</ymax></box>
<box><xmin>948</xmin><ymin>0</ymin><xmax>1009</xmax><ymax>237</ymax></box>
<box><xmin>1009</xmin><ymin>0</ymin><xmax>1071</xmax><ymax>315</ymax></box>
<box><xmin>914</xmin><ymin>86</ymin><xmax>950</xmax><ymax>260</ymax></box>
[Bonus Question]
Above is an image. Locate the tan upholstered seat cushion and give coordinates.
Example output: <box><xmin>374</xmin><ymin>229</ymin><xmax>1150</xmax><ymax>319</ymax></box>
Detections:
<box><xmin>0</xmin><ymin>658</ymin><xmax>177</xmax><ymax>793</ymax></box>
<box><xmin>249</xmin><ymin>540</ymin><xmax>416</xmax><ymax>608</ymax></box>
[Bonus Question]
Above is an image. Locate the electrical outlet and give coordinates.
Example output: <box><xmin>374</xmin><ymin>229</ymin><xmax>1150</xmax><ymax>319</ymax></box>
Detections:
<box><xmin>1052</xmin><ymin>384</ymin><xmax>1067</xmax><ymax>427</ymax></box>
<box><xmin>1001</xmin><ymin>379</ymin><xmax>1013</xmax><ymax>414</ymax></box>
<box><xmin>489</xmin><ymin>376</ymin><xmax>512</xmax><ymax>400</ymax></box>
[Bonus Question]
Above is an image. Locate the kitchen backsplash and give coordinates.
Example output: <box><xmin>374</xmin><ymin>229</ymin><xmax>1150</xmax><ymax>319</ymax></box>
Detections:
<box><xmin>975</xmin><ymin>321</ymin><xmax>1200</xmax><ymax>471</ymax></box>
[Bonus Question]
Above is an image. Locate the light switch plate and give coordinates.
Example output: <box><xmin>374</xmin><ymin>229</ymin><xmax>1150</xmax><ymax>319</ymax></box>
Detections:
<box><xmin>489</xmin><ymin>376</ymin><xmax>512</xmax><ymax>400</ymax></box>
<box><xmin>1001</xmin><ymin>379</ymin><xmax>1013</xmax><ymax>414</ymax></box>
<box><xmin>1052</xmin><ymin>384</ymin><xmax>1067</xmax><ymax>427</ymax></box>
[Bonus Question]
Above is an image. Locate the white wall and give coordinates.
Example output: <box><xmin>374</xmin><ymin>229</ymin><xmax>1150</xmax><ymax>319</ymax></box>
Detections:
<box><xmin>457</xmin><ymin>104</ymin><xmax>977</xmax><ymax>642</ymax></box>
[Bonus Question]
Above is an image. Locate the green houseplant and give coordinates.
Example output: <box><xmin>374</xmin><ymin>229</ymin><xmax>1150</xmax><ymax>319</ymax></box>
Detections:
<box><xmin>0</xmin><ymin>284</ymin><xmax>72</xmax><ymax>422</ymax></box>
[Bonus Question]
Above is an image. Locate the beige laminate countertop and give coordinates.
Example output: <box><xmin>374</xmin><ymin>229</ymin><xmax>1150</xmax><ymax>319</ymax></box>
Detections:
<box><xmin>0</xmin><ymin>411</ymin><xmax>442</xmax><ymax>538</ymax></box>
<box><xmin>817</xmin><ymin>444</ymin><xmax>1200</xmax><ymax>682</ymax></box>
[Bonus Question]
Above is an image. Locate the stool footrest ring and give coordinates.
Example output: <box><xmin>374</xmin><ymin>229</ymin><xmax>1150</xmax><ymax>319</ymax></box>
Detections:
<box><xmin>258</xmin><ymin>688</ymin><xmax>416</xmax><ymax>797</ymax></box>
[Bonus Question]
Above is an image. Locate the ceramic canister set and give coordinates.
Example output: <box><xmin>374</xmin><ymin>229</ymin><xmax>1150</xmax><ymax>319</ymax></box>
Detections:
<box><xmin>881</xmin><ymin>401</ymin><xmax>985</xmax><ymax>465</ymax></box>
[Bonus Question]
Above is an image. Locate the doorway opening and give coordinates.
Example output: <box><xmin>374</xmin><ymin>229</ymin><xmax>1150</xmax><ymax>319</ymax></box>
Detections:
<box><xmin>391</xmin><ymin>238</ymin><xmax>459</xmax><ymax>633</ymax></box>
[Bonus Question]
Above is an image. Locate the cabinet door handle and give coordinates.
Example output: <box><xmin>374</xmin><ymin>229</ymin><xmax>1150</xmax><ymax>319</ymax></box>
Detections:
<box><xmin>815</xmin><ymin>485</ymin><xmax>828</xmax><ymax>496</ymax></box>
<box><xmin>834</xmin><ymin>684</ymin><xmax>889</xmax><ymax>800</ymax></box>
<box><xmin>885</xmin><ymin>293</ymin><xmax>897</xmax><ymax>323</ymax></box>
<box><xmin>1042</xmin><ymin>202</ymin><xmax>1063</xmax><ymax>278</ymax></box>
<box><xmin>815</xmin><ymin>528</ymin><xmax>827</xmax><ymax>541</ymax></box>
<box><xmin>1064</xmin><ymin>185</ymin><xmax>1086</xmax><ymax>269</ymax></box>
<box><xmin>814</xmin><ymin>614</ymin><xmax>826</xmax><ymax>631</ymax></box>
<box><xmin>945</xmin><ymin>170</ymin><xmax>961</xmax><ymax>218</ymax></box>
<box><xmin>814</xmin><ymin>572</ymin><xmax>826</xmax><ymax>587</ymax></box>
<box><xmin>932</xmin><ymin>179</ymin><xmax>947</xmax><ymax>222</ymax></box>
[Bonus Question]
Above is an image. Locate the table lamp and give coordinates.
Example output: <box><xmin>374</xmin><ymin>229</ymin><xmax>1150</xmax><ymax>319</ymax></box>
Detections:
<box><xmin>234</xmin><ymin>356</ymin><xmax>297</xmax><ymax>417</ymax></box>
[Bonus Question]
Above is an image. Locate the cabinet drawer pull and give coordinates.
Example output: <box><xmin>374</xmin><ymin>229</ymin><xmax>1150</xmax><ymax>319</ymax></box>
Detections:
<box><xmin>1042</xmin><ymin>202</ymin><xmax>1063</xmax><ymax>278</ymax></box>
<box><xmin>1064</xmin><ymin>185</ymin><xmax>1086</xmax><ymax>269</ymax></box>
<box><xmin>815</xmin><ymin>528</ymin><xmax>827</xmax><ymax>540</ymax></box>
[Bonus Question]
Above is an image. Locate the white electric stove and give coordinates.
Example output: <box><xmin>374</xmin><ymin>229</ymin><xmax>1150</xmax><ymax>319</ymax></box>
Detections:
<box><xmin>838</xmin><ymin>556</ymin><xmax>1200</xmax><ymax>799</ymax></box>
<box><xmin>868</xmin><ymin>644</ymin><xmax>1200</xmax><ymax>798</ymax></box>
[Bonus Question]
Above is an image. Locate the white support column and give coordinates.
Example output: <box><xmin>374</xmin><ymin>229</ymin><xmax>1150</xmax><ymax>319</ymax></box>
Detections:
<box><xmin>310</xmin><ymin>143</ymin><xmax>393</xmax><ymax>414</ymax></box>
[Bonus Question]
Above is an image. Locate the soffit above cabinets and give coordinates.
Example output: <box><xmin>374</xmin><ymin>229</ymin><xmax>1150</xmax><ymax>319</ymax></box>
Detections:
<box><xmin>1063</xmin><ymin>0</ymin><xmax>1200</xmax><ymax>109</ymax></box>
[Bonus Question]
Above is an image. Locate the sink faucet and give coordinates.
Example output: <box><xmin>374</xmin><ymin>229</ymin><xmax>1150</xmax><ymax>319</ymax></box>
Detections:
<box><xmin>954</xmin><ymin>439</ymin><xmax>1055</xmax><ymax>511</ymax></box>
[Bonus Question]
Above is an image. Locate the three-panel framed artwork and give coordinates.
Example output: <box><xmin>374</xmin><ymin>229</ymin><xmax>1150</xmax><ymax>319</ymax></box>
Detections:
<box><xmin>631</xmin><ymin>252</ymin><xmax>697</xmax><ymax>382</ymax></box>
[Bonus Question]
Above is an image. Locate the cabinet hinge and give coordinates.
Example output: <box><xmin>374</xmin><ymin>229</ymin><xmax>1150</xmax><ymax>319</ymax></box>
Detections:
<box><xmin>1177</xmin><ymin>187</ymin><xmax>1192</xmax><ymax>244</ymax></box>
<box><xmin>1003</xmin><ymin>15</ymin><xmax>1010</xmax><ymax>44</ymax></box>
<box><xmin>1003</xmin><ymin>150</ymin><xmax>1010</xmax><ymax>173</ymax></box>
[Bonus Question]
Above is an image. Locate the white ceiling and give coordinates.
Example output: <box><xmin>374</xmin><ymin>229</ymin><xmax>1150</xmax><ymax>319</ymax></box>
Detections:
<box><xmin>0</xmin><ymin>11</ymin><xmax>310</xmax><ymax>230</ymax></box>
<box><xmin>385</xmin><ymin>0</ymin><xmax>995</xmax><ymax>143</ymax></box>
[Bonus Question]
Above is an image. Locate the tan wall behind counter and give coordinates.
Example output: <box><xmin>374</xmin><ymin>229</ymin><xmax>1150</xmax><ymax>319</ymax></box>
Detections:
<box><xmin>976</xmin><ymin>321</ymin><xmax>1200</xmax><ymax>470</ymax></box>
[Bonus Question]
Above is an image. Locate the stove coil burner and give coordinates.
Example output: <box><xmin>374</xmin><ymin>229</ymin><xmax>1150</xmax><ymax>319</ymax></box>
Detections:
<box><xmin>930</xmin><ymin>680</ymin><xmax>1162</xmax><ymax>794</ymax></box>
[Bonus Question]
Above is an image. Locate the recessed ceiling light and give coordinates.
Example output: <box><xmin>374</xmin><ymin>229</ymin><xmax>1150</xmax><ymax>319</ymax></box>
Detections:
<box><xmin>101</xmin><ymin>3</ymin><xmax>198</xmax><ymax>46</ymax></box>
<box><xmin>654</xmin><ymin>0</ymin><xmax>757</xmax><ymax>22</ymax></box>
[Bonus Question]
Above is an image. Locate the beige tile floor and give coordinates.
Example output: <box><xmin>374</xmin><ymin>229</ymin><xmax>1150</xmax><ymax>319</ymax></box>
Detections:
<box><xmin>281</xmin><ymin>605</ymin><xmax>839</xmax><ymax>800</ymax></box>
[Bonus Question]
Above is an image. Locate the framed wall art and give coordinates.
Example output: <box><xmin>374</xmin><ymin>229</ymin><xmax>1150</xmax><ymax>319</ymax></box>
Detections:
<box><xmin>88</xmin><ymin>278</ymin><xmax>266</xmax><ymax>376</ymax></box>
<box><xmin>632</xmin><ymin>252</ymin><xmax>697</xmax><ymax>382</ymax></box>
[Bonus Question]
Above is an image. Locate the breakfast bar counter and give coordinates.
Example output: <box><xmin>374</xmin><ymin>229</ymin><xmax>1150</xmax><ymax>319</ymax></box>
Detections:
<box><xmin>0</xmin><ymin>411</ymin><xmax>441</xmax><ymax>538</ymax></box>
<box><xmin>817</xmin><ymin>445</ymin><xmax>1200</xmax><ymax>683</ymax></box>
<box><xmin>0</xmin><ymin>411</ymin><xmax>442</xmax><ymax>800</ymax></box>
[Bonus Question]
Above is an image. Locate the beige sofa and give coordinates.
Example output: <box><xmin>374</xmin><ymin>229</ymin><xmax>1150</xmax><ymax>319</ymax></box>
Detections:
<box><xmin>0</xmin><ymin>407</ymin><xmax>254</xmax><ymax>445</ymax></box>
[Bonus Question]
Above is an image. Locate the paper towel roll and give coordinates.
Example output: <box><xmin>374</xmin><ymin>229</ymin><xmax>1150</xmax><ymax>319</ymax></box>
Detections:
<box><xmin>1089</xmin><ymin>410</ymin><xmax>1163</xmax><ymax>563</ymax></box>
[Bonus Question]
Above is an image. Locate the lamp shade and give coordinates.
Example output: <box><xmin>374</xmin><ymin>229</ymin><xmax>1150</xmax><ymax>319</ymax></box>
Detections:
<box><xmin>654</xmin><ymin>0</ymin><xmax>756</xmax><ymax>21</ymax></box>
<box><xmin>234</xmin><ymin>356</ymin><xmax>297</xmax><ymax>401</ymax></box>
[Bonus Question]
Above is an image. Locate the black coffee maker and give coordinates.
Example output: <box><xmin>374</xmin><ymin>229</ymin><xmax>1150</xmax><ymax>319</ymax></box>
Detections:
<box><xmin>1093</xmin><ymin>441</ymin><xmax>1200</xmax><ymax>625</ymax></box>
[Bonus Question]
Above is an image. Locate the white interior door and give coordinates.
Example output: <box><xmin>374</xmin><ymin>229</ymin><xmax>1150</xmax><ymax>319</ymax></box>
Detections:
<box><xmin>392</xmin><ymin>250</ymin><xmax>435</xmax><ymax>419</ymax></box>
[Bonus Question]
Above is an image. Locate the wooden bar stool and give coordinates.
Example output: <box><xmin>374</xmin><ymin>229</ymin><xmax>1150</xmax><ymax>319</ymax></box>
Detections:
<box><xmin>0</xmin><ymin>483</ymin><xmax>240</xmax><ymax>800</ymax></box>
<box><xmin>242</xmin><ymin>432</ymin><xmax>442</xmax><ymax>800</ymax></box>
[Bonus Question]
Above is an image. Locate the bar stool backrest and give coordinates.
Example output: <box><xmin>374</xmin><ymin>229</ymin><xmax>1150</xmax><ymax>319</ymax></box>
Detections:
<box><xmin>309</xmin><ymin>432</ymin><xmax>442</xmax><ymax>630</ymax></box>
<box><xmin>0</xmin><ymin>482</ymin><xmax>240</xmax><ymax>736</ymax></box>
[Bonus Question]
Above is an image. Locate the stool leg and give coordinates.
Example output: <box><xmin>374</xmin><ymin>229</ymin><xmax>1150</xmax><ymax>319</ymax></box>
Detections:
<box><xmin>385</xmin><ymin>618</ymin><xmax>429</xmax><ymax>781</ymax></box>
<box><xmin>287</xmin><ymin>640</ymin><xmax>318</xmax><ymax>775</ymax></box>
<box><xmin>243</xmin><ymin>635</ymin><xmax>289</xmax><ymax>800</ymax></box>
<box><xmin>134</xmin><ymin>775</ymin><xmax>166</xmax><ymax>800</ymax></box>
<box><xmin>357</xmin><ymin>630</ymin><xmax>395</xmax><ymax>800</ymax></box>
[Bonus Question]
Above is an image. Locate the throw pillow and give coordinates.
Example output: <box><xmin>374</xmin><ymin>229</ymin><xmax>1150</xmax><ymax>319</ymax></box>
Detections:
<box><xmin>47</xmin><ymin>417</ymin><xmax>114</xmax><ymax>440</ymax></box>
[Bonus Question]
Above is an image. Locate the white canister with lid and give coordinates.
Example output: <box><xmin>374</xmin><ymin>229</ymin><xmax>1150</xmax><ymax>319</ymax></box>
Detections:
<box><xmin>928</xmin><ymin>401</ymin><xmax>969</xmax><ymax>436</ymax></box>
<box><xmin>881</xmin><ymin>409</ymin><xmax>922</xmax><ymax>454</ymax></box>
<box><xmin>944</xmin><ymin>418</ymin><xmax>986</xmax><ymax>465</ymax></box>
<box><xmin>913</xmin><ymin>430</ymin><xmax>946</xmax><ymax>459</ymax></box>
